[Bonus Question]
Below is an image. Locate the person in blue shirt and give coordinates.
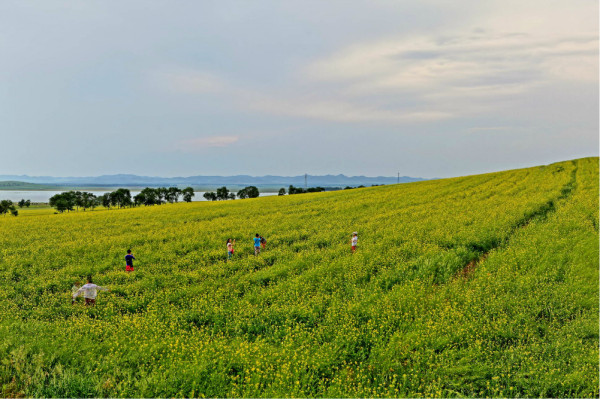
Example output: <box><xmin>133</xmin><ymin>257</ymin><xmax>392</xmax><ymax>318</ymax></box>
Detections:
<box><xmin>254</xmin><ymin>233</ymin><xmax>261</xmax><ymax>255</ymax></box>
<box><xmin>125</xmin><ymin>249</ymin><xmax>136</xmax><ymax>272</ymax></box>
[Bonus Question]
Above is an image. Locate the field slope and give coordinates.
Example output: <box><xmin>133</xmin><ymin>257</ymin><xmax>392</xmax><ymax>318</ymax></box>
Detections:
<box><xmin>0</xmin><ymin>158</ymin><xmax>597</xmax><ymax>397</ymax></box>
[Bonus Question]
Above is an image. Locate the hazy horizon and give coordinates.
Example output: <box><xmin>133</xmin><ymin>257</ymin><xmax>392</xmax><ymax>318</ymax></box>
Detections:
<box><xmin>1</xmin><ymin>156</ymin><xmax>595</xmax><ymax>180</ymax></box>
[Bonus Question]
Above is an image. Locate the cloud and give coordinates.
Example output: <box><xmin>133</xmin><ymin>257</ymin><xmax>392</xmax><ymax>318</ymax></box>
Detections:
<box><xmin>173</xmin><ymin>136</ymin><xmax>239</xmax><ymax>152</ymax></box>
<box><xmin>299</xmin><ymin>27</ymin><xmax>597</xmax><ymax>122</ymax></box>
<box><xmin>149</xmin><ymin>2</ymin><xmax>597</xmax><ymax>127</ymax></box>
<box><xmin>151</xmin><ymin>69</ymin><xmax>225</xmax><ymax>94</ymax></box>
<box><xmin>246</xmin><ymin>95</ymin><xmax>453</xmax><ymax>123</ymax></box>
<box><xmin>305</xmin><ymin>31</ymin><xmax>598</xmax><ymax>91</ymax></box>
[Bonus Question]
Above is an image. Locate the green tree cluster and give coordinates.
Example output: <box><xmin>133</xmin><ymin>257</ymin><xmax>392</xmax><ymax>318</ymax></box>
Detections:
<box><xmin>237</xmin><ymin>186</ymin><xmax>259</xmax><ymax>199</ymax></box>
<box><xmin>288</xmin><ymin>185</ymin><xmax>326</xmax><ymax>194</ymax></box>
<box><xmin>0</xmin><ymin>200</ymin><xmax>18</xmax><ymax>216</ymax></box>
<box><xmin>128</xmin><ymin>187</ymin><xmax>196</xmax><ymax>207</ymax></box>
<box><xmin>203</xmin><ymin>186</ymin><xmax>259</xmax><ymax>201</ymax></box>
<box><xmin>49</xmin><ymin>191</ymin><xmax>98</xmax><ymax>212</ymax></box>
<box><xmin>49</xmin><ymin>187</ymin><xmax>196</xmax><ymax>212</ymax></box>
<box><xmin>17</xmin><ymin>199</ymin><xmax>31</xmax><ymax>208</ymax></box>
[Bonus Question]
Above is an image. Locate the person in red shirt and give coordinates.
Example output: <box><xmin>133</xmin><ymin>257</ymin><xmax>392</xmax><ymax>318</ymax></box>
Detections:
<box><xmin>260</xmin><ymin>235</ymin><xmax>267</xmax><ymax>250</ymax></box>
<box><xmin>125</xmin><ymin>249</ymin><xmax>136</xmax><ymax>272</ymax></box>
<box><xmin>351</xmin><ymin>232</ymin><xmax>358</xmax><ymax>253</ymax></box>
<box><xmin>227</xmin><ymin>238</ymin><xmax>235</xmax><ymax>260</ymax></box>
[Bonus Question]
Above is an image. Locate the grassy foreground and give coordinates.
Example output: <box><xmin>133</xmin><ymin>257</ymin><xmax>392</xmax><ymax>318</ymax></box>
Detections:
<box><xmin>0</xmin><ymin>158</ymin><xmax>597</xmax><ymax>397</ymax></box>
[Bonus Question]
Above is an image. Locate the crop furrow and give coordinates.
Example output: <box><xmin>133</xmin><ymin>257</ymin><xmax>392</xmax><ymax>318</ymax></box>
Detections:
<box><xmin>456</xmin><ymin>163</ymin><xmax>578</xmax><ymax>280</ymax></box>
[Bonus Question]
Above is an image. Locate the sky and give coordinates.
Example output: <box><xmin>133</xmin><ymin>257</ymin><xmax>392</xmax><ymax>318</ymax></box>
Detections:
<box><xmin>0</xmin><ymin>0</ymin><xmax>597</xmax><ymax>178</ymax></box>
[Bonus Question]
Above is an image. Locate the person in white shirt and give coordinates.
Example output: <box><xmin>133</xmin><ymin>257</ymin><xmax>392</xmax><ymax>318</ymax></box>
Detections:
<box><xmin>351</xmin><ymin>232</ymin><xmax>358</xmax><ymax>253</ymax></box>
<box><xmin>71</xmin><ymin>280</ymin><xmax>82</xmax><ymax>304</ymax></box>
<box><xmin>72</xmin><ymin>276</ymin><xmax>109</xmax><ymax>306</ymax></box>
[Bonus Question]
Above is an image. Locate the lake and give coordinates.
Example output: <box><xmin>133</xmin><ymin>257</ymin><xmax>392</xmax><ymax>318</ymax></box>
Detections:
<box><xmin>0</xmin><ymin>190</ymin><xmax>278</xmax><ymax>203</ymax></box>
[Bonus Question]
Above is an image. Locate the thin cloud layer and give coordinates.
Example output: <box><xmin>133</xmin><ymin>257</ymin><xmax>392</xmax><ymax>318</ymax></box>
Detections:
<box><xmin>151</xmin><ymin>69</ymin><xmax>225</xmax><ymax>94</ymax></box>
<box><xmin>174</xmin><ymin>136</ymin><xmax>240</xmax><ymax>152</ymax></box>
<box><xmin>155</xmin><ymin>27</ymin><xmax>597</xmax><ymax>125</ymax></box>
<box><xmin>303</xmin><ymin>29</ymin><xmax>597</xmax><ymax>119</ymax></box>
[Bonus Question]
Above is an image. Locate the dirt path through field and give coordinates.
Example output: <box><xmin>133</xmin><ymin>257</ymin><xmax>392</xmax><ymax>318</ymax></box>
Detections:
<box><xmin>455</xmin><ymin>163</ymin><xmax>578</xmax><ymax>280</ymax></box>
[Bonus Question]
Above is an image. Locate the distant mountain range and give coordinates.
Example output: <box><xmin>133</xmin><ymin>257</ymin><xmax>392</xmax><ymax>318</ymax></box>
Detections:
<box><xmin>0</xmin><ymin>173</ymin><xmax>426</xmax><ymax>189</ymax></box>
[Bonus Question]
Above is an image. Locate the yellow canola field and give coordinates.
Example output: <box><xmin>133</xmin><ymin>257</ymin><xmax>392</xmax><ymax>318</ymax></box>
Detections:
<box><xmin>0</xmin><ymin>157</ymin><xmax>597</xmax><ymax>397</ymax></box>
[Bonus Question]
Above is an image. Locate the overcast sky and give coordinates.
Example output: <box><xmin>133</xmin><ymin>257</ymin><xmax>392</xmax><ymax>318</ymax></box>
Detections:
<box><xmin>0</xmin><ymin>1</ymin><xmax>597</xmax><ymax>178</ymax></box>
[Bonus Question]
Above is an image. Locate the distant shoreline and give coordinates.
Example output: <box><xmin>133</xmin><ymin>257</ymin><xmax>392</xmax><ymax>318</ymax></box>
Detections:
<box><xmin>0</xmin><ymin>185</ymin><xmax>282</xmax><ymax>193</ymax></box>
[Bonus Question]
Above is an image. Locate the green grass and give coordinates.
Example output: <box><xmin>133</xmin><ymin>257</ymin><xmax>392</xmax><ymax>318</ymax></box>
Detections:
<box><xmin>0</xmin><ymin>158</ymin><xmax>597</xmax><ymax>397</ymax></box>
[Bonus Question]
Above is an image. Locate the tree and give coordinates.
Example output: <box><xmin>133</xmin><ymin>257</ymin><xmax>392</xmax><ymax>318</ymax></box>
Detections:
<box><xmin>81</xmin><ymin>192</ymin><xmax>97</xmax><ymax>211</ymax></box>
<box><xmin>228</xmin><ymin>192</ymin><xmax>236</xmax><ymax>200</ymax></box>
<box><xmin>278</xmin><ymin>188</ymin><xmax>286</xmax><ymax>196</ymax></box>
<box><xmin>289</xmin><ymin>185</ymin><xmax>305</xmax><ymax>194</ymax></box>
<box><xmin>216</xmin><ymin>186</ymin><xmax>229</xmax><ymax>201</ymax></box>
<box><xmin>244</xmin><ymin>186</ymin><xmax>259</xmax><ymax>198</ymax></box>
<box><xmin>140</xmin><ymin>187</ymin><xmax>159</xmax><ymax>206</ymax></box>
<box><xmin>55</xmin><ymin>199</ymin><xmax>70</xmax><ymax>213</ymax></box>
<box><xmin>25</xmin><ymin>200</ymin><xmax>31</xmax><ymax>207</ymax></box>
<box><xmin>100</xmin><ymin>193</ymin><xmax>112</xmax><ymax>209</ymax></box>
<box><xmin>49</xmin><ymin>193</ymin><xmax>74</xmax><ymax>212</ymax></box>
<box><xmin>18</xmin><ymin>199</ymin><xmax>26</xmax><ymax>208</ymax></box>
<box><xmin>237</xmin><ymin>188</ymin><xmax>248</xmax><ymax>199</ymax></box>
<box><xmin>111</xmin><ymin>188</ymin><xmax>132</xmax><ymax>208</ymax></box>
<box><xmin>203</xmin><ymin>192</ymin><xmax>217</xmax><ymax>201</ymax></box>
<box><xmin>133</xmin><ymin>192</ymin><xmax>146</xmax><ymax>206</ymax></box>
<box><xmin>166</xmin><ymin>187</ymin><xmax>182</xmax><ymax>203</ymax></box>
<box><xmin>182</xmin><ymin>187</ymin><xmax>195</xmax><ymax>203</ymax></box>
<box><xmin>73</xmin><ymin>191</ymin><xmax>84</xmax><ymax>210</ymax></box>
<box><xmin>288</xmin><ymin>185</ymin><xmax>323</xmax><ymax>195</ymax></box>
<box><xmin>0</xmin><ymin>200</ymin><xmax>18</xmax><ymax>216</ymax></box>
<box><xmin>62</xmin><ymin>191</ymin><xmax>77</xmax><ymax>210</ymax></box>
<box><xmin>153</xmin><ymin>187</ymin><xmax>167</xmax><ymax>204</ymax></box>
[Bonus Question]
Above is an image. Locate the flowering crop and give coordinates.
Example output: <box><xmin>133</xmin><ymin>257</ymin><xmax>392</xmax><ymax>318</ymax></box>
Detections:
<box><xmin>0</xmin><ymin>158</ymin><xmax>597</xmax><ymax>397</ymax></box>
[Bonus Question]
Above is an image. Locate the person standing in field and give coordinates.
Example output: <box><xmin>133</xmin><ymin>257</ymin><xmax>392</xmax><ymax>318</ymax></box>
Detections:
<box><xmin>71</xmin><ymin>280</ymin><xmax>82</xmax><ymax>303</ymax></box>
<box><xmin>254</xmin><ymin>233</ymin><xmax>261</xmax><ymax>255</ymax></box>
<box><xmin>72</xmin><ymin>276</ymin><xmax>109</xmax><ymax>306</ymax></box>
<box><xmin>125</xmin><ymin>249</ymin><xmax>136</xmax><ymax>272</ymax></box>
<box><xmin>227</xmin><ymin>238</ymin><xmax>236</xmax><ymax>260</ymax></box>
<box><xmin>260</xmin><ymin>235</ymin><xmax>267</xmax><ymax>250</ymax></box>
<box><xmin>351</xmin><ymin>232</ymin><xmax>358</xmax><ymax>253</ymax></box>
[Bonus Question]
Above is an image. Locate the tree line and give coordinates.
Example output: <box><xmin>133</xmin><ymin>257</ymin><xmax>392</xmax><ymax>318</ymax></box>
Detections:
<box><xmin>287</xmin><ymin>185</ymin><xmax>326</xmax><ymax>194</ymax></box>
<box><xmin>48</xmin><ymin>185</ymin><xmax>265</xmax><ymax>212</ymax></box>
<box><xmin>0</xmin><ymin>199</ymin><xmax>33</xmax><ymax>217</ymax></box>
<box><xmin>202</xmin><ymin>186</ymin><xmax>260</xmax><ymax>201</ymax></box>
<box><xmin>49</xmin><ymin>187</ymin><xmax>196</xmax><ymax>212</ymax></box>
<box><xmin>200</xmin><ymin>185</ymin><xmax>326</xmax><ymax>200</ymax></box>
<box><xmin>18</xmin><ymin>199</ymin><xmax>32</xmax><ymax>208</ymax></box>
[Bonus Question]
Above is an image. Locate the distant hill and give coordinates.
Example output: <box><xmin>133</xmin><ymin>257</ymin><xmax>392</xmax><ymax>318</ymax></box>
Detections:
<box><xmin>0</xmin><ymin>181</ymin><xmax>56</xmax><ymax>190</ymax></box>
<box><xmin>0</xmin><ymin>174</ymin><xmax>426</xmax><ymax>189</ymax></box>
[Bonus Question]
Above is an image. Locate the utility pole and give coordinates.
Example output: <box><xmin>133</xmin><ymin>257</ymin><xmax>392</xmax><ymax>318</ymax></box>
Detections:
<box><xmin>305</xmin><ymin>173</ymin><xmax>308</xmax><ymax>190</ymax></box>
